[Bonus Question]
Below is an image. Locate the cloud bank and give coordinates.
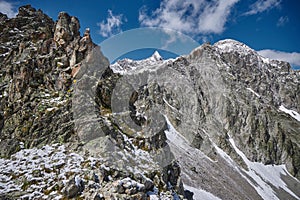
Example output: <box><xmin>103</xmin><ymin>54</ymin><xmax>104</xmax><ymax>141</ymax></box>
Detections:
<box><xmin>258</xmin><ymin>49</ymin><xmax>300</xmax><ymax>66</ymax></box>
<box><xmin>0</xmin><ymin>0</ymin><xmax>17</xmax><ymax>18</ymax></box>
<box><xmin>139</xmin><ymin>0</ymin><xmax>239</xmax><ymax>35</ymax></box>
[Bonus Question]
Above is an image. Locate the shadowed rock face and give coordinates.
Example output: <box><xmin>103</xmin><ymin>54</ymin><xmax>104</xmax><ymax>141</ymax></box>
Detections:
<box><xmin>0</xmin><ymin>5</ymin><xmax>299</xmax><ymax>200</ymax></box>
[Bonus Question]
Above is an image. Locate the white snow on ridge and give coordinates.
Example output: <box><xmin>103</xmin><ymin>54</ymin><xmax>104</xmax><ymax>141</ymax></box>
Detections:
<box><xmin>110</xmin><ymin>51</ymin><xmax>164</xmax><ymax>74</ymax></box>
<box><xmin>279</xmin><ymin>105</ymin><xmax>300</xmax><ymax>122</ymax></box>
<box><xmin>184</xmin><ymin>184</ymin><xmax>221</xmax><ymax>200</ymax></box>
<box><xmin>214</xmin><ymin>39</ymin><xmax>276</xmax><ymax>66</ymax></box>
<box><xmin>214</xmin><ymin>39</ymin><xmax>256</xmax><ymax>56</ymax></box>
<box><xmin>110</xmin><ymin>51</ymin><xmax>176</xmax><ymax>75</ymax></box>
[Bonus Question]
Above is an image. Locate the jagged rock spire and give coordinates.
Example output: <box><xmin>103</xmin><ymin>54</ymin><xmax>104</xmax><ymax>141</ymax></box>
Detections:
<box><xmin>54</xmin><ymin>12</ymin><xmax>80</xmax><ymax>46</ymax></box>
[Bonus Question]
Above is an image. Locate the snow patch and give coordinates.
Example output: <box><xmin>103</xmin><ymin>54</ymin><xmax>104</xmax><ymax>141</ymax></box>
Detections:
<box><xmin>164</xmin><ymin>116</ymin><xmax>194</xmax><ymax>153</ymax></box>
<box><xmin>46</xmin><ymin>107</ymin><xmax>57</xmax><ymax>112</ymax></box>
<box><xmin>246</xmin><ymin>88</ymin><xmax>260</xmax><ymax>98</ymax></box>
<box><xmin>228</xmin><ymin>137</ymin><xmax>299</xmax><ymax>200</ymax></box>
<box><xmin>184</xmin><ymin>184</ymin><xmax>221</xmax><ymax>200</ymax></box>
<box><xmin>0</xmin><ymin>144</ymin><xmax>96</xmax><ymax>198</ymax></box>
<box><xmin>149</xmin><ymin>195</ymin><xmax>159</xmax><ymax>200</ymax></box>
<box><xmin>0</xmin><ymin>52</ymin><xmax>9</xmax><ymax>57</ymax></box>
<box><xmin>147</xmin><ymin>187</ymin><xmax>159</xmax><ymax>200</ymax></box>
<box><xmin>279</xmin><ymin>105</ymin><xmax>300</xmax><ymax>122</ymax></box>
<box><xmin>214</xmin><ymin>39</ymin><xmax>255</xmax><ymax>56</ymax></box>
<box><xmin>261</xmin><ymin>56</ymin><xmax>270</xmax><ymax>64</ymax></box>
<box><xmin>75</xmin><ymin>175</ymin><xmax>82</xmax><ymax>186</ymax></box>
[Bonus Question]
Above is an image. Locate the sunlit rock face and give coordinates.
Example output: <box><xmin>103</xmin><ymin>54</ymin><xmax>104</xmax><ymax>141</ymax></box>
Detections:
<box><xmin>108</xmin><ymin>41</ymin><xmax>300</xmax><ymax>199</ymax></box>
<box><xmin>0</xmin><ymin>5</ymin><xmax>300</xmax><ymax>200</ymax></box>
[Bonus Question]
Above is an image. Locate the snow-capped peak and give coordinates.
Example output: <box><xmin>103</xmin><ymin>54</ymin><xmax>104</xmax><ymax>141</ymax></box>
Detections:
<box><xmin>213</xmin><ymin>39</ymin><xmax>256</xmax><ymax>56</ymax></box>
<box><xmin>149</xmin><ymin>51</ymin><xmax>163</xmax><ymax>62</ymax></box>
<box><xmin>213</xmin><ymin>39</ymin><xmax>282</xmax><ymax>67</ymax></box>
<box><xmin>110</xmin><ymin>51</ymin><xmax>164</xmax><ymax>74</ymax></box>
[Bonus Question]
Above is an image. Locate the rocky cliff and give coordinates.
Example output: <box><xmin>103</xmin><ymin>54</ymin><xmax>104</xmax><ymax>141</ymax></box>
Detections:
<box><xmin>0</xmin><ymin>5</ymin><xmax>300</xmax><ymax>200</ymax></box>
<box><xmin>0</xmin><ymin>5</ymin><xmax>94</xmax><ymax>156</ymax></box>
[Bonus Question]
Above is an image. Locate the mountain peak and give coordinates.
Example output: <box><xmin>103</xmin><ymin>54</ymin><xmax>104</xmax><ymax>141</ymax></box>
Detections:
<box><xmin>149</xmin><ymin>50</ymin><xmax>163</xmax><ymax>61</ymax></box>
<box><xmin>110</xmin><ymin>50</ymin><xmax>165</xmax><ymax>74</ymax></box>
<box><xmin>214</xmin><ymin>39</ymin><xmax>256</xmax><ymax>56</ymax></box>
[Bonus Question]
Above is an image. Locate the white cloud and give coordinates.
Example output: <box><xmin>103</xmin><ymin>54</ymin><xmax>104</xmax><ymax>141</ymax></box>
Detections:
<box><xmin>97</xmin><ymin>10</ymin><xmax>125</xmax><ymax>37</ymax></box>
<box><xmin>0</xmin><ymin>0</ymin><xmax>17</xmax><ymax>18</ymax></box>
<box><xmin>258</xmin><ymin>49</ymin><xmax>300</xmax><ymax>66</ymax></box>
<box><xmin>139</xmin><ymin>0</ymin><xmax>239</xmax><ymax>35</ymax></box>
<box><xmin>277</xmin><ymin>16</ymin><xmax>289</xmax><ymax>27</ymax></box>
<box><xmin>244</xmin><ymin>0</ymin><xmax>281</xmax><ymax>15</ymax></box>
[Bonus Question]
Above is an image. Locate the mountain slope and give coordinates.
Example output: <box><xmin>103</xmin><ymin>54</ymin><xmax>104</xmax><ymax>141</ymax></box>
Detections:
<box><xmin>107</xmin><ymin>39</ymin><xmax>300</xmax><ymax>199</ymax></box>
<box><xmin>0</xmin><ymin>5</ymin><xmax>299</xmax><ymax>200</ymax></box>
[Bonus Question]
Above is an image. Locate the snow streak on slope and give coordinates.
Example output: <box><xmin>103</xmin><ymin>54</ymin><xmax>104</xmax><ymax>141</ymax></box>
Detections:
<box><xmin>164</xmin><ymin>116</ymin><xmax>211</xmax><ymax>162</ymax></box>
<box><xmin>246</xmin><ymin>87</ymin><xmax>261</xmax><ymax>98</ymax></box>
<box><xmin>164</xmin><ymin>117</ymin><xmax>194</xmax><ymax>153</ymax></box>
<box><xmin>183</xmin><ymin>184</ymin><xmax>221</xmax><ymax>200</ymax></box>
<box><xmin>279</xmin><ymin>105</ymin><xmax>300</xmax><ymax>122</ymax></box>
<box><xmin>227</xmin><ymin>137</ymin><xmax>299</xmax><ymax>200</ymax></box>
<box><xmin>164</xmin><ymin>116</ymin><xmax>222</xmax><ymax>200</ymax></box>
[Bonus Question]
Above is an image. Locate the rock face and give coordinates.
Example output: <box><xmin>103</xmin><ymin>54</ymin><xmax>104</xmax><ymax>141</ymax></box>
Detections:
<box><xmin>111</xmin><ymin>40</ymin><xmax>300</xmax><ymax>178</ymax></box>
<box><xmin>109</xmin><ymin>43</ymin><xmax>300</xmax><ymax>199</ymax></box>
<box><xmin>213</xmin><ymin>40</ymin><xmax>300</xmax><ymax>176</ymax></box>
<box><xmin>0</xmin><ymin>5</ymin><xmax>94</xmax><ymax>156</ymax></box>
<box><xmin>0</xmin><ymin>5</ymin><xmax>300</xmax><ymax>200</ymax></box>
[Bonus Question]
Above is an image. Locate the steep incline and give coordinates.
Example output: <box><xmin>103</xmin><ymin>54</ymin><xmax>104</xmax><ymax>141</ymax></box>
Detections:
<box><xmin>106</xmin><ymin>40</ymin><xmax>300</xmax><ymax>199</ymax></box>
<box><xmin>0</xmin><ymin>5</ymin><xmax>299</xmax><ymax>200</ymax></box>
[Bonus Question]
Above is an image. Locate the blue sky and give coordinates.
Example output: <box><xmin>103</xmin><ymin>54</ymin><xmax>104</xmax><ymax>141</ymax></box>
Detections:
<box><xmin>0</xmin><ymin>0</ymin><xmax>300</xmax><ymax>68</ymax></box>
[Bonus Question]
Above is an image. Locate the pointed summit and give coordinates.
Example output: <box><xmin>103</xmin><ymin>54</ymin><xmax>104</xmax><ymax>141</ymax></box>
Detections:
<box><xmin>149</xmin><ymin>50</ymin><xmax>163</xmax><ymax>61</ymax></box>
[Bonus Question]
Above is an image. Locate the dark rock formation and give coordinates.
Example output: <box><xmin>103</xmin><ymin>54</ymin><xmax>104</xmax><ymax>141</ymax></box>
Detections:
<box><xmin>0</xmin><ymin>5</ymin><xmax>94</xmax><ymax>157</ymax></box>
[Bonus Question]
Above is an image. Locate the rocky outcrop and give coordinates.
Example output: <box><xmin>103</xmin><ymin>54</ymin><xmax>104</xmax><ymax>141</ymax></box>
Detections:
<box><xmin>0</xmin><ymin>5</ymin><xmax>94</xmax><ymax>157</ymax></box>
<box><xmin>0</xmin><ymin>5</ymin><xmax>185</xmax><ymax>200</ymax></box>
